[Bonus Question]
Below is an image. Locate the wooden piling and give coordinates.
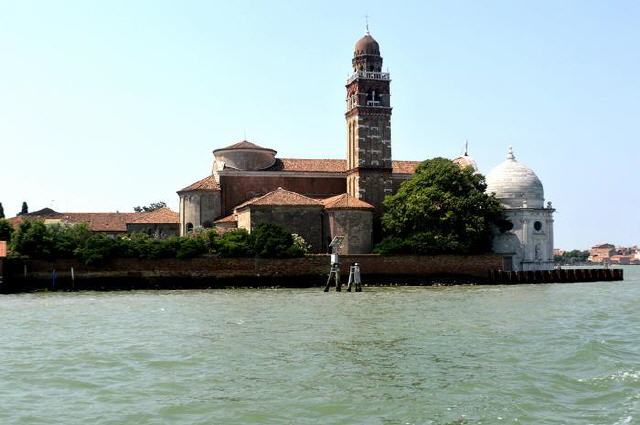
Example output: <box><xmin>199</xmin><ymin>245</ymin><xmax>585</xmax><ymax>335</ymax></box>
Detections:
<box><xmin>487</xmin><ymin>268</ymin><xmax>623</xmax><ymax>284</ymax></box>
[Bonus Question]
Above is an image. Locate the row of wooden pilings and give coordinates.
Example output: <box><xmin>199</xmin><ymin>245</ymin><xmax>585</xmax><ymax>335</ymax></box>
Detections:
<box><xmin>489</xmin><ymin>268</ymin><xmax>623</xmax><ymax>284</ymax></box>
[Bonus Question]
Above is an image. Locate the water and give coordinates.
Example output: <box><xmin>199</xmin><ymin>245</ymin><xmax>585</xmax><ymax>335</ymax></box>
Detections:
<box><xmin>0</xmin><ymin>268</ymin><xmax>638</xmax><ymax>424</ymax></box>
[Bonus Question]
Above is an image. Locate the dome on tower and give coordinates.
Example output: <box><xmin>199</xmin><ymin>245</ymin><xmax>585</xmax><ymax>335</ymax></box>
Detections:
<box><xmin>212</xmin><ymin>140</ymin><xmax>277</xmax><ymax>171</ymax></box>
<box><xmin>354</xmin><ymin>34</ymin><xmax>380</xmax><ymax>56</ymax></box>
<box><xmin>453</xmin><ymin>154</ymin><xmax>479</xmax><ymax>172</ymax></box>
<box><xmin>452</xmin><ymin>143</ymin><xmax>479</xmax><ymax>172</ymax></box>
<box><xmin>486</xmin><ymin>147</ymin><xmax>544</xmax><ymax>209</ymax></box>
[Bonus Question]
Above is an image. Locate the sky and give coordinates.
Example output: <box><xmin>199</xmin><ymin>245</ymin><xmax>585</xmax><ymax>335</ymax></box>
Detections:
<box><xmin>0</xmin><ymin>0</ymin><xmax>638</xmax><ymax>249</ymax></box>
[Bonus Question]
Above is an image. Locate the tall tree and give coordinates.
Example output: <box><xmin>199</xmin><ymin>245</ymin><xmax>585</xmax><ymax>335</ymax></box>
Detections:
<box><xmin>0</xmin><ymin>219</ymin><xmax>13</xmax><ymax>242</ymax></box>
<box><xmin>376</xmin><ymin>157</ymin><xmax>506</xmax><ymax>255</ymax></box>
<box><xmin>0</xmin><ymin>202</ymin><xmax>4</xmax><ymax>219</ymax></box>
<box><xmin>17</xmin><ymin>201</ymin><xmax>28</xmax><ymax>216</ymax></box>
<box><xmin>133</xmin><ymin>201</ymin><xmax>167</xmax><ymax>213</ymax></box>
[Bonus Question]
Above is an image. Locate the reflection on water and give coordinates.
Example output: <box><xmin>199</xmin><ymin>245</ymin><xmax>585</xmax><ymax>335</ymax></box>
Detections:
<box><xmin>0</xmin><ymin>267</ymin><xmax>638</xmax><ymax>424</ymax></box>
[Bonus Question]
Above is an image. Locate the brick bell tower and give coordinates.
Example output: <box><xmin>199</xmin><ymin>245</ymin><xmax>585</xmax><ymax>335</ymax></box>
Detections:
<box><xmin>345</xmin><ymin>30</ymin><xmax>392</xmax><ymax>223</ymax></box>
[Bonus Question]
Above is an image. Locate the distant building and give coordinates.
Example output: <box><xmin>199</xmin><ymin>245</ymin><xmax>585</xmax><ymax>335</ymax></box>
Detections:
<box><xmin>609</xmin><ymin>255</ymin><xmax>633</xmax><ymax>265</ymax></box>
<box><xmin>588</xmin><ymin>243</ymin><xmax>616</xmax><ymax>263</ymax></box>
<box><xmin>8</xmin><ymin>207</ymin><xmax>179</xmax><ymax>238</ymax></box>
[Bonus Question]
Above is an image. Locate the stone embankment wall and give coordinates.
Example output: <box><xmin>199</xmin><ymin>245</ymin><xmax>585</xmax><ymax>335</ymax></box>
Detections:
<box><xmin>2</xmin><ymin>254</ymin><xmax>503</xmax><ymax>292</ymax></box>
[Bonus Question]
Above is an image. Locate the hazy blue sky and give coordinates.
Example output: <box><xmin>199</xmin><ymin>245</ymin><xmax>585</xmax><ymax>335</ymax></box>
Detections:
<box><xmin>1</xmin><ymin>0</ymin><xmax>638</xmax><ymax>249</ymax></box>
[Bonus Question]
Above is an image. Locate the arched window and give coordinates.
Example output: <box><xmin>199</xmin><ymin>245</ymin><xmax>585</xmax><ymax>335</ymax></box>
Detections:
<box><xmin>186</xmin><ymin>223</ymin><xmax>194</xmax><ymax>233</ymax></box>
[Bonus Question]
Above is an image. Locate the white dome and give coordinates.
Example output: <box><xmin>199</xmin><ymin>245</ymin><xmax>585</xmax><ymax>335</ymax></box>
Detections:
<box><xmin>486</xmin><ymin>147</ymin><xmax>544</xmax><ymax>209</ymax></box>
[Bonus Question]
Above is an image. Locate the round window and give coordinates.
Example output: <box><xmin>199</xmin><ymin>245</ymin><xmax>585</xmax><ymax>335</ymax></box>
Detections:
<box><xmin>534</xmin><ymin>221</ymin><xmax>542</xmax><ymax>231</ymax></box>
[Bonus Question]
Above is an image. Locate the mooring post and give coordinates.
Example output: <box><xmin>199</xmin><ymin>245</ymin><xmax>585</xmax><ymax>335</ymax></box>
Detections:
<box><xmin>71</xmin><ymin>267</ymin><xmax>75</xmax><ymax>290</ymax></box>
<box><xmin>51</xmin><ymin>269</ymin><xmax>57</xmax><ymax>290</ymax></box>
<box><xmin>354</xmin><ymin>262</ymin><xmax>362</xmax><ymax>292</ymax></box>
<box><xmin>324</xmin><ymin>271</ymin><xmax>331</xmax><ymax>292</ymax></box>
<box><xmin>347</xmin><ymin>265</ymin><xmax>354</xmax><ymax>292</ymax></box>
<box><xmin>324</xmin><ymin>263</ymin><xmax>341</xmax><ymax>292</ymax></box>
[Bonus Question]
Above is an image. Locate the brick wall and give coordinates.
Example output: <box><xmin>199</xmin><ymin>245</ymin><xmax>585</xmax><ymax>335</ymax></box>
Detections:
<box><xmin>327</xmin><ymin>210</ymin><xmax>373</xmax><ymax>254</ymax></box>
<box><xmin>220</xmin><ymin>175</ymin><xmax>345</xmax><ymax>216</ymax></box>
<box><xmin>246</xmin><ymin>206</ymin><xmax>325</xmax><ymax>253</ymax></box>
<box><xmin>3</xmin><ymin>254</ymin><xmax>503</xmax><ymax>292</ymax></box>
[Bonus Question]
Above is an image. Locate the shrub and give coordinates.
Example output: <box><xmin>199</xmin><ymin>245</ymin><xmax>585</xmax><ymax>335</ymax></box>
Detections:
<box><xmin>250</xmin><ymin>223</ymin><xmax>304</xmax><ymax>258</ymax></box>
<box><xmin>216</xmin><ymin>229</ymin><xmax>253</xmax><ymax>258</ymax></box>
<box><xmin>0</xmin><ymin>219</ymin><xmax>14</xmax><ymax>242</ymax></box>
<box><xmin>74</xmin><ymin>234</ymin><xmax>117</xmax><ymax>265</ymax></box>
<box><xmin>291</xmin><ymin>233</ymin><xmax>311</xmax><ymax>255</ymax></box>
<box><xmin>176</xmin><ymin>237</ymin><xmax>207</xmax><ymax>259</ymax></box>
<box><xmin>8</xmin><ymin>219</ymin><xmax>306</xmax><ymax>262</ymax></box>
<box><xmin>373</xmin><ymin>237</ymin><xmax>409</xmax><ymax>255</ymax></box>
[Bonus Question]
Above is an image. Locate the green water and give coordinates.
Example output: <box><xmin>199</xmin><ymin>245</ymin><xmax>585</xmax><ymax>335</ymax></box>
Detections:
<box><xmin>0</xmin><ymin>268</ymin><xmax>638</xmax><ymax>424</ymax></box>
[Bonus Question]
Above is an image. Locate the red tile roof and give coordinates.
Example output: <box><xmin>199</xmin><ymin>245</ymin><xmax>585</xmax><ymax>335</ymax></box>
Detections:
<box><xmin>215</xmin><ymin>214</ymin><xmax>237</xmax><ymax>224</ymax></box>
<box><xmin>214</xmin><ymin>140</ymin><xmax>276</xmax><ymax>153</ymax></box>
<box><xmin>0</xmin><ymin>241</ymin><xmax>6</xmax><ymax>258</ymax></box>
<box><xmin>127</xmin><ymin>208</ymin><xmax>179</xmax><ymax>224</ymax></box>
<box><xmin>276</xmin><ymin>158</ymin><xmax>348</xmax><ymax>173</ymax></box>
<box><xmin>266</xmin><ymin>158</ymin><xmax>421</xmax><ymax>174</ymax></box>
<box><xmin>178</xmin><ymin>175</ymin><xmax>220</xmax><ymax>193</ymax></box>
<box><xmin>8</xmin><ymin>209</ymin><xmax>179</xmax><ymax>232</ymax></box>
<box><xmin>322</xmin><ymin>193</ymin><xmax>374</xmax><ymax>210</ymax></box>
<box><xmin>235</xmin><ymin>187</ymin><xmax>323</xmax><ymax>210</ymax></box>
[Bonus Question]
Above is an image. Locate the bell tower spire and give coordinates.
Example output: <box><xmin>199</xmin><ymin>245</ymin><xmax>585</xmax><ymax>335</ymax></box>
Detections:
<box><xmin>345</xmin><ymin>31</ymin><xmax>393</xmax><ymax>231</ymax></box>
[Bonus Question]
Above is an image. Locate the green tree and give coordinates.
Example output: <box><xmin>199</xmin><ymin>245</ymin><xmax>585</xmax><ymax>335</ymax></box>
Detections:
<box><xmin>17</xmin><ymin>202</ymin><xmax>28</xmax><ymax>216</ymax></box>
<box><xmin>74</xmin><ymin>234</ymin><xmax>117</xmax><ymax>265</ymax></box>
<box><xmin>0</xmin><ymin>219</ymin><xmax>13</xmax><ymax>242</ymax></box>
<box><xmin>176</xmin><ymin>237</ymin><xmax>207</xmax><ymax>259</ymax></box>
<box><xmin>376</xmin><ymin>157</ymin><xmax>505</xmax><ymax>255</ymax></box>
<box><xmin>215</xmin><ymin>229</ymin><xmax>253</xmax><ymax>258</ymax></box>
<box><xmin>250</xmin><ymin>223</ymin><xmax>304</xmax><ymax>258</ymax></box>
<box><xmin>0</xmin><ymin>202</ymin><xmax>5</xmax><ymax>219</ymax></box>
<box><xmin>555</xmin><ymin>249</ymin><xmax>589</xmax><ymax>264</ymax></box>
<box><xmin>52</xmin><ymin>223</ymin><xmax>93</xmax><ymax>258</ymax></box>
<box><xmin>10</xmin><ymin>220</ymin><xmax>55</xmax><ymax>259</ymax></box>
<box><xmin>133</xmin><ymin>201</ymin><xmax>167</xmax><ymax>213</ymax></box>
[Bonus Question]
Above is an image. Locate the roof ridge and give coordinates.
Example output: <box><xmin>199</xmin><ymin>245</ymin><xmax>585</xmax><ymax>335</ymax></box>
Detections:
<box><xmin>322</xmin><ymin>193</ymin><xmax>374</xmax><ymax>210</ymax></box>
<box><xmin>235</xmin><ymin>187</ymin><xmax>322</xmax><ymax>210</ymax></box>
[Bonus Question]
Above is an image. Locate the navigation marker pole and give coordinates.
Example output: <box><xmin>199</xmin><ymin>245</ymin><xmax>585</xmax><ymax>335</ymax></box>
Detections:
<box><xmin>324</xmin><ymin>236</ymin><xmax>345</xmax><ymax>292</ymax></box>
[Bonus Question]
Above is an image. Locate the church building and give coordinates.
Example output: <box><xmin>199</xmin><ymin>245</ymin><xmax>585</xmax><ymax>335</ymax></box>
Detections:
<box><xmin>177</xmin><ymin>30</ymin><xmax>556</xmax><ymax>267</ymax></box>
<box><xmin>177</xmin><ymin>31</ymin><xmax>420</xmax><ymax>254</ymax></box>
